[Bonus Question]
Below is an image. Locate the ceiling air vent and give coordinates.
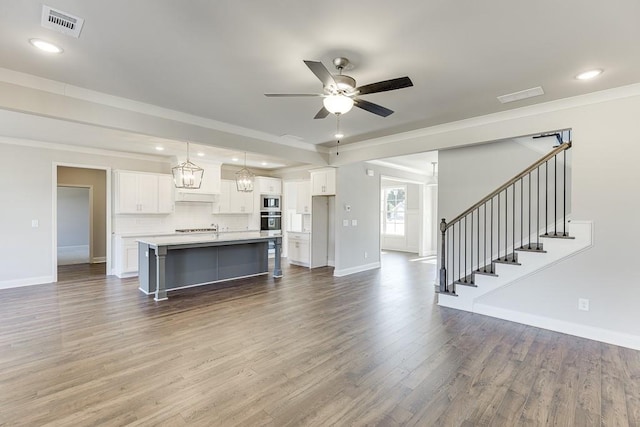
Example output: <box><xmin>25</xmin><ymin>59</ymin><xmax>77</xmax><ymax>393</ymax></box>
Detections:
<box><xmin>497</xmin><ymin>86</ymin><xmax>544</xmax><ymax>104</ymax></box>
<box><xmin>41</xmin><ymin>5</ymin><xmax>84</xmax><ymax>38</ymax></box>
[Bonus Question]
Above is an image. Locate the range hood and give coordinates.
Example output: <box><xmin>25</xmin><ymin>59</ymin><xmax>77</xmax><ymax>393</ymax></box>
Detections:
<box><xmin>174</xmin><ymin>191</ymin><xmax>219</xmax><ymax>203</ymax></box>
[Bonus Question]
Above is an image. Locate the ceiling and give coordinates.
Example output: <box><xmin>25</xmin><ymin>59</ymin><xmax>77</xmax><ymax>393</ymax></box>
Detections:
<box><xmin>0</xmin><ymin>1</ymin><xmax>639</xmax><ymax>164</ymax></box>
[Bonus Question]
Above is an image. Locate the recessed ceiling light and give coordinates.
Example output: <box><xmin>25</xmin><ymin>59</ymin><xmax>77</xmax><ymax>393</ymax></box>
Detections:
<box><xmin>261</xmin><ymin>162</ymin><xmax>268</xmax><ymax>166</ymax></box>
<box><xmin>29</xmin><ymin>38</ymin><xmax>63</xmax><ymax>54</ymax></box>
<box><xmin>576</xmin><ymin>69</ymin><xmax>603</xmax><ymax>80</ymax></box>
<box><xmin>196</xmin><ymin>152</ymin><xmax>205</xmax><ymax>157</ymax></box>
<box><xmin>155</xmin><ymin>146</ymin><xmax>164</xmax><ymax>151</ymax></box>
<box><xmin>231</xmin><ymin>157</ymin><xmax>239</xmax><ymax>162</ymax></box>
<box><xmin>335</xmin><ymin>132</ymin><xmax>344</xmax><ymax>139</ymax></box>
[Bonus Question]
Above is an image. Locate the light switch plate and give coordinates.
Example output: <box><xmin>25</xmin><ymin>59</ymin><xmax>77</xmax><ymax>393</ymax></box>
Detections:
<box><xmin>351</xmin><ymin>219</ymin><xmax>357</xmax><ymax>226</ymax></box>
<box><xmin>31</xmin><ymin>219</ymin><xmax>39</xmax><ymax>228</ymax></box>
<box><xmin>343</xmin><ymin>219</ymin><xmax>349</xmax><ymax>227</ymax></box>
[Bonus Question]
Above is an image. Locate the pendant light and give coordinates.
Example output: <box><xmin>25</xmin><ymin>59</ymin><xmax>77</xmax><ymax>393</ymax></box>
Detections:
<box><xmin>172</xmin><ymin>141</ymin><xmax>204</xmax><ymax>189</ymax></box>
<box><xmin>235</xmin><ymin>152</ymin><xmax>255</xmax><ymax>192</ymax></box>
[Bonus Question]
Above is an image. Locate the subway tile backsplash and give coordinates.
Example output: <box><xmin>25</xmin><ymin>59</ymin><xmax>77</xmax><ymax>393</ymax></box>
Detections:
<box><xmin>113</xmin><ymin>202</ymin><xmax>256</xmax><ymax>234</ymax></box>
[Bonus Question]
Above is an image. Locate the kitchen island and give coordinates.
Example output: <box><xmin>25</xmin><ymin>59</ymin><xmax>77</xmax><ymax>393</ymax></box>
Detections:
<box><xmin>137</xmin><ymin>232</ymin><xmax>282</xmax><ymax>301</ymax></box>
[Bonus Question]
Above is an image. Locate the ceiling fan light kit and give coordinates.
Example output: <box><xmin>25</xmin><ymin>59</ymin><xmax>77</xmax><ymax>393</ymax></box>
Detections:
<box><xmin>323</xmin><ymin>95</ymin><xmax>354</xmax><ymax>114</ymax></box>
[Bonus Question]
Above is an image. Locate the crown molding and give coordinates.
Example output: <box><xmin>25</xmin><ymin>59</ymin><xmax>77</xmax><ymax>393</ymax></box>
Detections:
<box><xmin>0</xmin><ymin>135</ymin><xmax>171</xmax><ymax>163</ymax></box>
<box><xmin>338</xmin><ymin>82</ymin><xmax>640</xmax><ymax>153</ymax></box>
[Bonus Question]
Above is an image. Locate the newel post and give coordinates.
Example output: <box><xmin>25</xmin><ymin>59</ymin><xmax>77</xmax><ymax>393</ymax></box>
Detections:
<box><xmin>439</xmin><ymin>218</ymin><xmax>447</xmax><ymax>293</ymax></box>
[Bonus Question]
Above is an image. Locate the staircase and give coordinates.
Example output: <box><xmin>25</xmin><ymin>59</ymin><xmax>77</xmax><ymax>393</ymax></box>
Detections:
<box><xmin>437</xmin><ymin>139</ymin><xmax>593</xmax><ymax>311</ymax></box>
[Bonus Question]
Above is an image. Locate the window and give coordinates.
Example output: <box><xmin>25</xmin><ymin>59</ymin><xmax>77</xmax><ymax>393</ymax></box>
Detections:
<box><xmin>381</xmin><ymin>186</ymin><xmax>406</xmax><ymax>236</ymax></box>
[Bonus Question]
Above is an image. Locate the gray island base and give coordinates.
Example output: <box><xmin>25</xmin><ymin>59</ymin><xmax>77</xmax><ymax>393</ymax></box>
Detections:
<box><xmin>137</xmin><ymin>232</ymin><xmax>282</xmax><ymax>301</ymax></box>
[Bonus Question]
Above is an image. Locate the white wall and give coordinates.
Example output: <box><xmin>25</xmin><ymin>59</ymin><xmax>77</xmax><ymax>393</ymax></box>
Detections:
<box><xmin>334</xmin><ymin>163</ymin><xmax>381</xmax><ymax>276</ymax></box>
<box><xmin>0</xmin><ymin>139</ymin><xmax>169</xmax><ymax>287</ymax></box>
<box><xmin>57</xmin><ymin>187</ymin><xmax>90</xmax><ymax>247</ymax></box>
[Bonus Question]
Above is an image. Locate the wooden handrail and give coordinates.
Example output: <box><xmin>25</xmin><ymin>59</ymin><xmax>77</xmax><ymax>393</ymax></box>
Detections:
<box><xmin>444</xmin><ymin>141</ymin><xmax>571</xmax><ymax>230</ymax></box>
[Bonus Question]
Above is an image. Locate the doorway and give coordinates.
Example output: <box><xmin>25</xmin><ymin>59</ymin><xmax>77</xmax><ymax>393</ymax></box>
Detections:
<box><xmin>55</xmin><ymin>166</ymin><xmax>109</xmax><ymax>282</ymax></box>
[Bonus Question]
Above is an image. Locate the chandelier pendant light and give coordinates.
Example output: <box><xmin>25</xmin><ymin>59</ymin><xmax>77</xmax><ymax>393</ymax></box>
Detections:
<box><xmin>235</xmin><ymin>152</ymin><xmax>255</xmax><ymax>192</ymax></box>
<box><xmin>172</xmin><ymin>141</ymin><xmax>204</xmax><ymax>189</ymax></box>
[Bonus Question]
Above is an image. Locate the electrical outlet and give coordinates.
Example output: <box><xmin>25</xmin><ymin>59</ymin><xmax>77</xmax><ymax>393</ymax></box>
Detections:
<box><xmin>351</xmin><ymin>219</ymin><xmax>358</xmax><ymax>226</ymax></box>
<box><xmin>364</xmin><ymin>251</ymin><xmax>368</xmax><ymax>259</ymax></box>
<box><xmin>342</xmin><ymin>219</ymin><xmax>349</xmax><ymax>227</ymax></box>
<box><xmin>578</xmin><ymin>298</ymin><xmax>589</xmax><ymax>311</ymax></box>
<box><xmin>31</xmin><ymin>219</ymin><xmax>39</xmax><ymax>228</ymax></box>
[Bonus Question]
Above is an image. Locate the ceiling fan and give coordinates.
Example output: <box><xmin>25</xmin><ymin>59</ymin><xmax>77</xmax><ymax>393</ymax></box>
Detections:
<box><xmin>265</xmin><ymin>57</ymin><xmax>413</xmax><ymax>119</ymax></box>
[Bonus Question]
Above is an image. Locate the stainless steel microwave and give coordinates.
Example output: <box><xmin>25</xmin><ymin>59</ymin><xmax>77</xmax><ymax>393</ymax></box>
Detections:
<box><xmin>260</xmin><ymin>195</ymin><xmax>280</xmax><ymax>211</ymax></box>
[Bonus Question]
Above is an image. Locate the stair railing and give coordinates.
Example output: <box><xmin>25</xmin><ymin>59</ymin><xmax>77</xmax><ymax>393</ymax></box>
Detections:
<box><xmin>439</xmin><ymin>141</ymin><xmax>572</xmax><ymax>295</ymax></box>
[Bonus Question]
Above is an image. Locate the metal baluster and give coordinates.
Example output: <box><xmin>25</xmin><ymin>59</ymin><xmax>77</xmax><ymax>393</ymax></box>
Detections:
<box><xmin>528</xmin><ymin>173</ymin><xmax>531</xmax><ymax>249</ymax></box>
<box><xmin>537</xmin><ymin>167</ymin><xmax>540</xmax><ymax>247</ymax></box>
<box><xmin>554</xmin><ymin>154</ymin><xmax>557</xmax><ymax>236</ymax></box>
<box><xmin>545</xmin><ymin>161</ymin><xmax>548</xmax><ymax>236</ymax></box>
<box><xmin>477</xmin><ymin>208</ymin><xmax>480</xmax><ymax>272</ymax></box>
<box><xmin>451</xmin><ymin>225</ymin><xmax>455</xmax><ymax>291</ymax></box>
<box><xmin>512</xmin><ymin>182</ymin><xmax>515</xmax><ymax>259</ymax></box>
<box><xmin>447</xmin><ymin>229</ymin><xmax>450</xmax><ymax>291</ymax></box>
<box><xmin>469</xmin><ymin>211</ymin><xmax>473</xmax><ymax>271</ymax></box>
<box><xmin>490</xmin><ymin>198</ymin><xmax>494</xmax><ymax>272</ymax></box>
<box><xmin>497</xmin><ymin>194</ymin><xmax>500</xmax><ymax>263</ymax></box>
<box><xmin>458</xmin><ymin>221</ymin><xmax>461</xmax><ymax>283</ymax></box>
<box><xmin>520</xmin><ymin>179</ymin><xmax>523</xmax><ymax>250</ymax></box>
<box><xmin>484</xmin><ymin>203</ymin><xmax>487</xmax><ymax>272</ymax></box>
<box><xmin>563</xmin><ymin>148</ymin><xmax>567</xmax><ymax>236</ymax></box>
<box><xmin>504</xmin><ymin>188</ymin><xmax>508</xmax><ymax>261</ymax></box>
<box><xmin>464</xmin><ymin>216</ymin><xmax>467</xmax><ymax>282</ymax></box>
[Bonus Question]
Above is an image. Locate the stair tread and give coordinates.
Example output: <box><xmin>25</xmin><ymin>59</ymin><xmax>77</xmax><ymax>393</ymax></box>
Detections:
<box><xmin>515</xmin><ymin>243</ymin><xmax>547</xmax><ymax>253</ymax></box>
<box><xmin>493</xmin><ymin>253</ymin><xmax>521</xmax><ymax>265</ymax></box>
<box><xmin>453</xmin><ymin>276</ymin><xmax>477</xmax><ymax>287</ymax></box>
<box><xmin>541</xmin><ymin>232</ymin><xmax>575</xmax><ymax>239</ymax></box>
<box><xmin>474</xmin><ymin>268</ymin><xmax>498</xmax><ymax>277</ymax></box>
<box><xmin>436</xmin><ymin>290</ymin><xmax>458</xmax><ymax>297</ymax></box>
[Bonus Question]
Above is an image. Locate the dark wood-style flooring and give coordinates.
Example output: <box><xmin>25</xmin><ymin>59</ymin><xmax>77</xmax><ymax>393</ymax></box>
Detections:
<box><xmin>0</xmin><ymin>252</ymin><xmax>638</xmax><ymax>426</ymax></box>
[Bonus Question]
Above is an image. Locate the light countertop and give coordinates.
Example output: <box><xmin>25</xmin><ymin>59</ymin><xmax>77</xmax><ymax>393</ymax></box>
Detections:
<box><xmin>137</xmin><ymin>231</ymin><xmax>281</xmax><ymax>247</ymax></box>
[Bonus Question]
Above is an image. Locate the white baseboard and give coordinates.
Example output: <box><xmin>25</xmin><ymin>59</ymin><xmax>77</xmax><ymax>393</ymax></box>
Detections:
<box><xmin>115</xmin><ymin>271</ymin><xmax>138</xmax><ymax>279</ymax></box>
<box><xmin>91</xmin><ymin>257</ymin><xmax>106</xmax><ymax>264</ymax></box>
<box><xmin>0</xmin><ymin>276</ymin><xmax>54</xmax><ymax>290</ymax></box>
<box><xmin>334</xmin><ymin>262</ymin><xmax>381</xmax><ymax>277</ymax></box>
<box><xmin>474</xmin><ymin>303</ymin><xmax>640</xmax><ymax>351</ymax></box>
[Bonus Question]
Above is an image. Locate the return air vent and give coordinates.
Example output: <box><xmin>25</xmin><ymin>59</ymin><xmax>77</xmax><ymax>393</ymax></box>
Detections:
<box><xmin>41</xmin><ymin>5</ymin><xmax>84</xmax><ymax>38</ymax></box>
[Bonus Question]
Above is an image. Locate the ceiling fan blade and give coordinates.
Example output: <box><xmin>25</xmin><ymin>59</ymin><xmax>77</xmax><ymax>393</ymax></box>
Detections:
<box><xmin>264</xmin><ymin>93</ymin><xmax>323</xmax><ymax>97</ymax></box>
<box><xmin>353</xmin><ymin>98</ymin><xmax>394</xmax><ymax>117</ymax></box>
<box><xmin>313</xmin><ymin>107</ymin><xmax>330</xmax><ymax>119</ymax></box>
<box><xmin>355</xmin><ymin>76</ymin><xmax>413</xmax><ymax>95</ymax></box>
<box><xmin>303</xmin><ymin>60</ymin><xmax>336</xmax><ymax>88</ymax></box>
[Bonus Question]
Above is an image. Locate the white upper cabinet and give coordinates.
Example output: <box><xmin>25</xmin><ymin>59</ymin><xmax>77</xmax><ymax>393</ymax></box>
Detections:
<box><xmin>214</xmin><ymin>180</ymin><xmax>254</xmax><ymax>214</ymax></box>
<box><xmin>256</xmin><ymin>177</ymin><xmax>282</xmax><ymax>195</ymax></box>
<box><xmin>114</xmin><ymin>171</ymin><xmax>174</xmax><ymax>214</ymax></box>
<box><xmin>310</xmin><ymin>168</ymin><xmax>336</xmax><ymax>196</ymax></box>
<box><xmin>296</xmin><ymin>180</ymin><xmax>311</xmax><ymax>214</ymax></box>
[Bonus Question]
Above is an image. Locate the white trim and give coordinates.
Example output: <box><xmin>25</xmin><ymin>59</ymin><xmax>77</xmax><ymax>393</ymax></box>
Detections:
<box><xmin>473</xmin><ymin>304</ymin><xmax>640</xmax><ymax>351</ymax></box>
<box><xmin>338</xmin><ymin>82</ymin><xmax>640</xmax><ymax>152</ymax></box>
<box><xmin>334</xmin><ymin>262</ymin><xmax>381</xmax><ymax>277</ymax></box>
<box><xmin>1</xmin><ymin>135</ymin><xmax>172</xmax><ymax>163</ymax></box>
<box><xmin>0</xmin><ymin>276</ymin><xmax>54</xmax><ymax>289</ymax></box>
<box><xmin>91</xmin><ymin>257</ymin><xmax>106</xmax><ymax>264</ymax></box>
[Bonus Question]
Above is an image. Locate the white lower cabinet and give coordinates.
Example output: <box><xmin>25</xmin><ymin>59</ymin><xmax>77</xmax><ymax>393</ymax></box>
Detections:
<box><xmin>113</xmin><ymin>236</ymin><xmax>140</xmax><ymax>278</ymax></box>
<box><xmin>288</xmin><ymin>232</ymin><xmax>310</xmax><ymax>267</ymax></box>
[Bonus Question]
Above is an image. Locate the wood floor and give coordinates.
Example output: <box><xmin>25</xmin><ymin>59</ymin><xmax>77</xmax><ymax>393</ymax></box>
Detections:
<box><xmin>1</xmin><ymin>252</ymin><xmax>638</xmax><ymax>426</ymax></box>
